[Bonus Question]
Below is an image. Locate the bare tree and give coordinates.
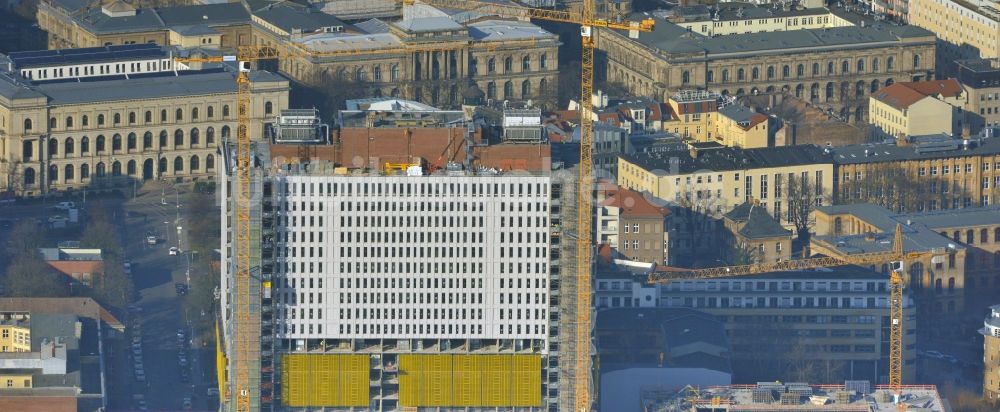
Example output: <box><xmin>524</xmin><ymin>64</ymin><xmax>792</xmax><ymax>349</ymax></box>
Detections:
<box><xmin>785</xmin><ymin>173</ymin><xmax>830</xmax><ymax>246</ymax></box>
<box><xmin>838</xmin><ymin>163</ymin><xmax>962</xmax><ymax>213</ymax></box>
<box><xmin>3</xmin><ymin>255</ymin><xmax>68</xmax><ymax>298</ymax></box>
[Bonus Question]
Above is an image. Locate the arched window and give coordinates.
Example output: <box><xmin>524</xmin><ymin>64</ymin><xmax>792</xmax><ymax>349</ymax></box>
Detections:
<box><xmin>487</xmin><ymin>82</ymin><xmax>496</xmax><ymax>100</ymax></box>
<box><xmin>796</xmin><ymin>64</ymin><xmax>804</xmax><ymax>77</ymax></box>
<box><xmin>206</xmin><ymin>127</ymin><xmax>215</xmax><ymax>144</ymax></box>
<box><xmin>191</xmin><ymin>107</ymin><xmax>199</xmax><ymax>120</ymax></box>
<box><xmin>127</xmin><ymin>160</ymin><xmax>136</xmax><ymax>176</ymax></box>
<box><xmin>22</xmin><ymin>140</ymin><xmax>32</xmax><ymax>159</ymax></box>
<box><xmin>706</xmin><ymin>70</ymin><xmax>714</xmax><ymax>83</ymax></box>
<box><xmin>391</xmin><ymin>65</ymin><xmax>399</xmax><ymax>81</ymax></box>
<box><xmin>81</xmin><ymin>136</ymin><xmax>90</xmax><ymax>153</ymax></box>
<box><xmin>159</xmin><ymin>130</ymin><xmax>168</xmax><ymax>148</ymax></box>
<box><xmin>948</xmin><ymin>277</ymin><xmax>955</xmax><ymax>291</ymax></box>
<box><xmin>994</xmin><ymin>227</ymin><xmax>1000</xmax><ymax>242</ymax></box>
<box><xmin>158</xmin><ymin>158</ymin><xmax>167</xmax><ymax>174</ymax></box>
<box><xmin>521</xmin><ymin>80</ymin><xmax>531</xmax><ymax>98</ymax></box>
<box><xmin>872</xmin><ymin>58</ymin><xmax>880</xmax><ymax>72</ymax></box>
<box><xmin>111</xmin><ymin>161</ymin><xmax>121</xmax><ymax>176</ymax></box>
<box><xmin>174</xmin><ymin>156</ymin><xmax>184</xmax><ymax>172</ymax></box>
<box><xmin>856</xmin><ymin>59</ymin><xmax>865</xmax><ymax>72</ymax></box>
<box><xmin>190</xmin><ymin>155</ymin><xmax>200</xmax><ymax>171</ymax></box>
<box><xmin>751</xmin><ymin>67</ymin><xmax>759</xmax><ymax>80</ymax></box>
<box><xmin>522</xmin><ymin>56</ymin><xmax>530</xmax><ymax>71</ymax></box>
<box><xmin>827</xmin><ymin>62</ymin><xmax>834</xmax><ymax>74</ymax></box>
<box><xmin>768</xmin><ymin>66</ymin><xmax>775</xmax><ymax>79</ymax></box>
<box><xmin>812</xmin><ymin>63</ymin><xmax>819</xmax><ymax>76</ymax></box>
<box><xmin>48</xmin><ymin>138</ymin><xmax>58</xmax><ymax>157</ymax></box>
<box><xmin>908</xmin><ymin>262</ymin><xmax>924</xmax><ymax>290</ymax></box>
<box><xmin>127</xmin><ymin>132</ymin><xmax>136</xmax><ymax>151</ymax></box>
<box><xmin>841</xmin><ymin>60</ymin><xmax>849</xmax><ymax>73</ymax></box>
<box><xmin>487</xmin><ymin>58</ymin><xmax>496</xmax><ymax>73</ymax></box>
<box><xmin>112</xmin><ymin>134</ymin><xmax>122</xmax><ymax>151</ymax></box>
<box><xmin>538</xmin><ymin>78</ymin><xmax>547</xmax><ymax>94</ymax></box>
<box><xmin>174</xmin><ymin>129</ymin><xmax>184</xmax><ymax>147</ymax></box>
<box><xmin>96</xmin><ymin>162</ymin><xmax>106</xmax><ymax>177</ymax></box>
<box><xmin>834</xmin><ymin>217</ymin><xmax>843</xmax><ymax>235</ymax></box>
<box><xmin>145</xmin><ymin>111</ymin><xmax>152</xmax><ymax>123</ymax></box>
<box><xmin>81</xmin><ymin>163</ymin><xmax>90</xmax><ymax>179</ymax></box>
<box><xmin>160</xmin><ymin>109</ymin><xmax>167</xmax><ymax>122</ymax></box>
<box><xmin>503</xmin><ymin>81</ymin><xmax>513</xmax><ymax>99</ymax></box>
<box><xmin>190</xmin><ymin>128</ymin><xmax>200</xmax><ymax>146</ymax></box>
<box><xmin>912</xmin><ymin>54</ymin><xmax>921</xmax><ymax>69</ymax></box>
<box><xmin>207</xmin><ymin>106</ymin><xmax>214</xmax><ymax>118</ymax></box>
<box><xmin>967</xmin><ymin>229</ymin><xmax>975</xmax><ymax>244</ymax></box>
<box><xmin>682</xmin><ymin>71</ymin><xmax>690</xmax><ymax>84</ymax></box>
<box><xmin>49</xmin><ymin>164</ymin><xmax>57</xmax><ymax>182</ymax></box>
<box><xmin>24</xmin><ymin>118</ymin><xmax>33</xmax><ymax>131</ymax></box>
<box><xmin>221</xmin><ymin>126</ymin><xmax>231</xmax><ymax>139</ymax></box>
<box><xmin>265</xmin><ymin>102</ymin><xmax>273</xmax><ymax>116</ymax></box>
<box><xmin>82</xmin><ymin>115</ymin><xmax>89</xmax><ymax>127</ymax></box>
<box><xmin>98</xmin><ymin>114</ymin><xmax>106</xmax><ymax>126</ymax></box>
<box><xmin>50</xmin><ymin>117</ymin><xmax>56</xmax><ymax>129</ymax></box>
<box><xmin>64</xmin><ymin>164</ymin><xmax>74</xmax><ymax>182</ymax></box>
<box><xmin>143</xmin><ymin>132</ymin><xmax>152</xmax><ymax>149</ymax></box>
<box><xmin>374</xmin><ymin>66</ymin><xmax>382</xmax><ymax>81</ymax></box>
<box><xmin>782</xmin><ymin>65</ymin><xmax>790</xmax><ymax>78</ymax></box>
<box><xmin>23</xmin><ymin>168</ymin><xmax>35</xmax><ymax>186</ymax></box>
<box><xmin>504</xmin><ymin>57</ymin><xmax>512</xmax><ymax>73</ymax></box>
<box><xmin>128</xmin><ymin>112</ymin><xmax>136</xmax><ymax>124</ymax></box>
<box><xmin>934</xmin><ymin>278</ymin><xmax>942</xmax><ymax>292</ymax></box>
<box><xmin>981</xmin><ymin>228</ymin><xmax>989</xmax><ymax>243</ymax></box>
<box><xmin>355</xmin><ymin>68</ymin><xmax>366</xmax><ymax>81</ymax></box>
<box><xmin>175</xmin><ymin>109</ymin><xmax>183</xmax><ymax>121</ymax></box>
<box><xmin>113</xmin><ymin>113</ymin><xmax>121</xmax><ymax>124</ymax></box>
<box><xmin>65</xmin><ymin>116</ymin><xmax>73</xmax><ymax>128</ymax></box>
<box><xmin>737</xmin><ymin>68</ymin><xmax>745</xmax><ymax>81</ymax></box>
<box><xmin>223</xmin><ymin>105</ymin><xmax>230</xmax><ymax>117</ymax></box>
<box><xmin>540</xmin><ymin>53</ymin><xmax>547</xmax><ymax>69</ymax></box>
<box><xmin>887</xmin><ymin>57</ymin><xmax>894</xmax><ymax>70</ymax></box>
<box><xmin>206</xmin><ymin>154</ymin><xmax>215</xmax><ymax>170</ymax></box>
<box><xmin>96</xmin><ymin>135</ymin><xmax>106</xmax><ymax>152</ymax></box>
<box><xmin>65</xmin><ymin>137</ymin><xmax>74</xmax><ymax>155</ymax></box>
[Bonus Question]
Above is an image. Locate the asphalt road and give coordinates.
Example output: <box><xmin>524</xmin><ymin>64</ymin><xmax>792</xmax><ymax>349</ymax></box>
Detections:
<box><xmin>108</xmin><ymin>180</ymin><xmax>215</xmax><ymax>411</ymax></box>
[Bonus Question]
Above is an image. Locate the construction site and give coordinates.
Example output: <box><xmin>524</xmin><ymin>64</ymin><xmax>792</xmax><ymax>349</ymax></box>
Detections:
<box><xmin>640</xmin><ymin>383</ymin><xmax>949</xmax><ymax>412</ymax></box>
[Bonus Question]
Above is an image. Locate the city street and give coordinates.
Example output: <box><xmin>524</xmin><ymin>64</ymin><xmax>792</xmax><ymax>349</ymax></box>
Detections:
<box><xmin>107</xmin><ymin>180</ymin><xmax>216</xmax><ymax>411</ymax></box>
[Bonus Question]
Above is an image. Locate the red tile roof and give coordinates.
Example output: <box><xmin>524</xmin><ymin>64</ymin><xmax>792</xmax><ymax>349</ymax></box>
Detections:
<box><xmin>901</xmin><ymin>78</ymin><xmax>963</xmax><ymax>99</ymax></box>
<box><xmin>600</xmin><ymin>187</ymin><xmax>671</xmax><ymax>218</ymax></box>
<box><xmin>872</xmin><ymin>83</ymin><xmax>930</xmax><ymax>110</ymax></box>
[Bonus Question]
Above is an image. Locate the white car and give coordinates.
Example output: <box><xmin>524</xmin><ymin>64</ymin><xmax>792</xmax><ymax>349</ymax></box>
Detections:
<box><xmin>169</xmin><ymin>247</ymin><xmax>181</xmax><ymax>256</ymax></box>
<box><xmin>54</xmin><ymin>201</ymin><xmax>75</xmax><ymax>210</ymax></box>
<box><xmin>923</xmin><ymin>350</ymin><xmax>945</xmax><ymax>359</ymax></box>
<box><xmin>123</xmin><ymin>261</ymin><xmax>132</xmax><ymax>275</ymax></box>
<box><xmin>48</xmin><ymin>215</ymin><xmax>68</xmax><ymax>224</ymax></box>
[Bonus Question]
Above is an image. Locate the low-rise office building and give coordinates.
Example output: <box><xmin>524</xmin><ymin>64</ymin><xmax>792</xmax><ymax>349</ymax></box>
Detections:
<box><xmin>0</xmin><ymin>44</ymin><xmax>289</xmax><ymax>196</ymax></box>
<box><xmin>668</xmin><ymin>3</ymin><xmax>853</xmax><ymax>37</ymax></box>
<box><xmin>618</xmin><ymin>143</ymin><xmax>833</xmax><ymax>227</ymax></box>
<box><xmin>956</xmin><ymin>58</ymin><xmax>1000</xmax><ymax>133</ymax></box>
<box><xmin>908</xmin><ymin>0</ymin><xmax>1000</xmax><ymax>75</ymax></box>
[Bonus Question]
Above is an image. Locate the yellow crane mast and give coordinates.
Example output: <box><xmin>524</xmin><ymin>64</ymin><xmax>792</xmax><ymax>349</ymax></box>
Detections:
<box><xmin>401</xmin><ymin>2</ymin><xmax>652</xmax><ymax>410</ymax></box>
<box><xmin>649</xmin><ymin>223</ymin><xmax>921</xmax><ymax>406</ymax></box>
<box><xmin>175</xmin><ymin>40</ymin><xmax>484</xmax><ymax>412</ymax></box>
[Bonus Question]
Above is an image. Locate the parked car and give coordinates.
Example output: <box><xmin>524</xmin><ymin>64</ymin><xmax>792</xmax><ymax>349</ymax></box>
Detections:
<box><xmin>169</xmin><ymin>246</ymin><xmax>181</xmax><ymax>256</ymax></box>
<box><xmin>182</xmin><ymin>396</ymin><xmax>193</xmax><ymax>410</ymax></box>
<box><xmin>923</xmin><ymin>350</ymin><xmax>945</xmax><ymax>359</ymax></box>
<box><xmin>207</xmin><ymin>387</ymin><xmax>220</xmax><ymax>397</ymax></box>
<box><xmin>145</xmin><ymin>233</ymin><xmax>158</xmax><ymax>245</ymax></box>
<box><xmin>134</xmin><ymin>369</ymin><xmax>146</xmax><ymax>382</ymax></box>
<box><xmin>47</xmin><ymin>215</ymin><xmax>68</xmax><ymax>224</ymax></box>
<box><xmin>54</xmin><ymin>201</ymin><xmax>75</xmax><ymax>210</ymax></box>
<box><xmin>123</xmin><ymin>261</ymin><xmax>132</xmax><ymax>275</ymax></box>
<box><xmin>175</xmin><ymin>283</ymin><xmax>188</xmax><ymax>296</ymax></box>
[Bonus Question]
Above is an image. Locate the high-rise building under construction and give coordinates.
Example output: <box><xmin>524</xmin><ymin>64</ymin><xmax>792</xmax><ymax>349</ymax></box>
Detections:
<box><xmin>217</xmin><ymin>109</ymin><xmax>572</xmax><ymax>410</ymax></box>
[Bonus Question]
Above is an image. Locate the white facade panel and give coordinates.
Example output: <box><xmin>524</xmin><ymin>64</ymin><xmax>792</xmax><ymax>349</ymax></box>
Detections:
<box><xmin>271</xmin><ymin>175</ymin><xmax>551</xmax><ymax>346</ymax></box>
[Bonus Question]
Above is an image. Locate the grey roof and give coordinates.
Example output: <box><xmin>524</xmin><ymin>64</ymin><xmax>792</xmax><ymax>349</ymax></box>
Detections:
<box><xmin>724</xmin><ymin>202</ymin><xmax>791</xmax><ymax>239</ymax></box>
<box><xmin>675</xmin><ymin>2</ymin><xmax>831</xmax><ymax>22</ymax></box>
<box><xmin>6</xmin><ymin>44</ymin><xmax>166</xmax><ymax>69</ymax></box>
<box><xmin>156</xmin><ymin>3</ymin><xmax>250</xmax><ymax>27</ymax></box>
<box><xmin>621</xmin><ymin>144</ymin><xmax>830</xmax><ymax>175</ymax></box>
<box><xmin>4</xmin><ymin>69</ymin><xmax>286</xmax><ymax>105</ymax></box>
<box><xmin>354</xmin><ymin>18</ymin><xmax>391</xmax><ymax>34</ymax></box>
<box><xmin>467</xmin><ymin>20</ymin><xmax>556</xmax><ymax>41</ymax></box>
<box><xmin>170</xmin><ymin>24</ymin><xmax>219</xmax><ymax>36</ymax></box>
<box><xmin>900</xmin><ymin>206</ymin><xmax>1000</xmax><ymax>229</ymax></box>
<box><xmin>29</xmin><ymin>314</ymin><xmax>80</xmax><ymax>353</ymax></box>
<box><xmin>74</xmin><ymin>8</ymin><xmax>166</xmax><ymax>35</ymax></box>
<box><xmin>252</xmin><ymin>3</ymin><xmax>346</xmax><ymax>34</ymax></box>
<box><xmin>624</xmin><ymin>15</ymin><xmax>934</xmax><ymax>57</ymax></box>
<box><xmin>813</xmin><ymin>203</ymin><xmax>963</xmax><ymax>255</ymax></box>
<box><xmin>829</xmin><ymin>136</ymin><xmax>1000</xmax><ymax>164</ymax></box>
<box><xmin>50</xmin><ymin>0</ymin><xmax>89</xmax><ymax>12</ymax></box>
<box><xmin>394</xmin><ymin>16</ymin><xmax>464</xmax><ymax>33</ymax></box>
<box><xmin>817</xmin><ymin>203</ymin><xmax>900</xmax><ymax>230</ymax></box>
<box><xmin>718</xmin><ymin>103</ymin><xmax>758</xmax><ymax>123</ymax></box>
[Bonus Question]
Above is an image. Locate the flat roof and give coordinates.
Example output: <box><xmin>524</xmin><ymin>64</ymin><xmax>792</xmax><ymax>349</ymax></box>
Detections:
<box><xmin>621</xmin><ymin>14</ymin><xmax>933</xmax><ymax>57</ymax></box>
<box><xmin>703</xmin><ymin>382</ymin><xmax>948</xmax><ymax>411</ymax></box>
<box><xmin>252</xmin><ymin>3</ymin><xmax>346</xmax><ymax>34</ymax></box>
<box><xmin>1</xmin><ymin>68</ymin><xmax>286</xmax><ymax>105</ymax></box>
<box><xmin>467</xmin><ymin>20</ymin><xmax>557</xmax><ymax>42</ymax></box>
<box><xmin>68</xmin><ymin>3</ymin><xmax>250</xmax><ymax>35</ymax></box>
<box><xmin>5</xmin><ymin>44</ymin><xmax>165</xmax><ymax>69</ymax></box>
<box><xmin>829</xmin><ymin>136</ymin><xmax>1000</xmax><ymax>164</ymax></box>
<box><xmin>620</xmin><ymin>144</ymin><xmax>830</xmax><ymax>174</ymax></box>
<box><xmin>674</xmin><ymin>3</ymin><xmax>832</xmax><ymax>23</ymax></box>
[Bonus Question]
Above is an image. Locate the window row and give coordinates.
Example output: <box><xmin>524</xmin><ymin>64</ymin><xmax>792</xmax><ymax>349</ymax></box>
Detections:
<box><xmin>23</xmin><ymin>155</ymin><xmax>215</xmax><ymax>186</ymax></box>
<box><xmin>702</xmin><ymin>55</ymin><xmax>918</xmax><ymax>84</ymax></box>
<box><xmin>28</xmin><ymin>104</ymin><xmax>243</xmax><ymax>132</ymax></box>
<box><xmin>29</xmin><ymin>127</ymin><xmax>228</xmax><ymax>159</ymax></box>
<box><xmin>281</xmin><ymin>181</ymin><xmax>549</xmax><ymax>198</ymax></box>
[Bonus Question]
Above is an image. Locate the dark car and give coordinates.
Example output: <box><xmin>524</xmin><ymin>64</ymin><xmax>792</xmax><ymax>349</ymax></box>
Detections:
<box><xmin>175</xmin><ymin>283</ymin><xmax>188</xmax><ymax>296</ymax></box>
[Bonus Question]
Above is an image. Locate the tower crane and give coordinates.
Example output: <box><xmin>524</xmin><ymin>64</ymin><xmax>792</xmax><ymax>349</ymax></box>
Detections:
<box><xmin>401</xmin><ymin>2</ymin><xmax>653</xmax><ymax>410</ymax></box>
<box><xmin>173</xmin><ymin>39</ymin><xmax>505</xmax><ymax>412</ymax></box>
<box><xmin>648</xmin><ymin>223</ymin><xmax>932</xmax><ymax>407</ymax></box>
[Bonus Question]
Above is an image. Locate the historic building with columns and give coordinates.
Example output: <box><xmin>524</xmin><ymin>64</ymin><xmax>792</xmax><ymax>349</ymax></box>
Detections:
<box><xmin>596</xmin><ymin>11</ymin><xmax>936</xmax><ymax>123</ymax></box>
<box><xmin>0</xmin><ymin>45</ymin><xmax>288</xmax><ymax>196</ymax></box>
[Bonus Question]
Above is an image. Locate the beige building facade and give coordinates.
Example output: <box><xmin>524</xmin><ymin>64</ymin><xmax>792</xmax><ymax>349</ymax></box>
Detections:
<box><xmin>983</xmin><ymin>304</ymin><xmax>1000</xmax><ymax>405</ymax></box>
<box><xmin>617</xmin><ymin>144</ymin><xmax>833</xmax><ymax>227</ymax></box>
<box><xmin>908</xmin><ymin>0</ymin><xmax>1000</xmax><ymax>75</ymax></box>
<box><xmin>0</xmin><ymin>62</ymin><xmax>288</xmax><ymax>196</ymax></box>
<box><xmin>597</xmin><ymin>18</ymin><xmax>936</xmax><ymax>123</ymax></box>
